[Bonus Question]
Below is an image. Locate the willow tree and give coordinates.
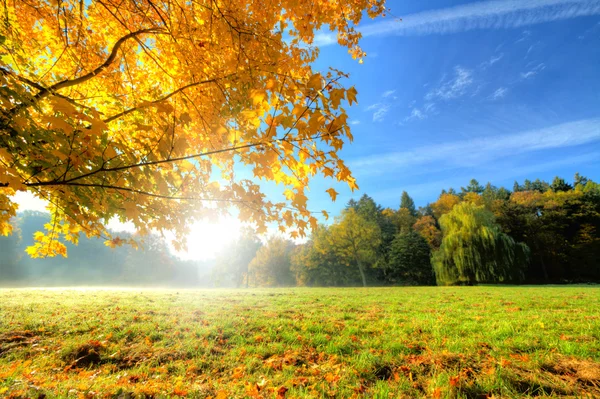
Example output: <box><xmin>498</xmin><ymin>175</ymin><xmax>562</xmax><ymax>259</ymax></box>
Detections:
<box><xmin>432</xmin><ymin>202</ymin><xmax>528</xmax><ymax>285</ymax></box>
<box><xmin>0</xmin><ymin>0</ymin><xmax>387</xmax><ymax>257</ymax></box>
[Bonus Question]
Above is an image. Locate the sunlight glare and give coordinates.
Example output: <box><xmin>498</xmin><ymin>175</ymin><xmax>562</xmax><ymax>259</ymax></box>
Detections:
<box><xmin>177</xmin><ymin>217</ymin><xmax>242</xmax><ymax>261</ymax></box>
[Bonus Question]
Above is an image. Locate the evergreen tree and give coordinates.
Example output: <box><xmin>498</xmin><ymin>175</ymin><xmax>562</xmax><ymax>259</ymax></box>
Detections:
<box><xmin>551</xmin><ymin>176</ymin><xmax>572</xmax><ymax>192</ymax></box>
<box><xmin>574</xmin><ymin>173</ymin><xmax>588</xmax><ymax>188</ymax></box>
<box><xmin>461</xmin><ymin>179</ymin><xmax>484</xmax><ymax>195</ymax></box>
<box><xmin>400</xmin><ymin>191</ymin><xmax>417</xmax><ymax>217</ymax></box>
<box><xmin>388</xmin><ymin>232</ymin><xmax>435</xmax><ymax>285</ymax></box>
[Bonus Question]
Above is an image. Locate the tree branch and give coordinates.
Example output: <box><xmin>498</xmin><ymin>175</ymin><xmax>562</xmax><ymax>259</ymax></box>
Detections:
<box><xmin>5</xmin><ymin>28</ymin><xmax>166</xmax><ymax>117</ymax></box>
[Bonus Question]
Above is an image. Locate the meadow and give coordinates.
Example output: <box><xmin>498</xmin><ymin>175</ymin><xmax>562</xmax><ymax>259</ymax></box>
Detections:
<box><xmin>0</xmin><ymin>287</ymin><xmax>599</xmax><ymax>398</ymax></box>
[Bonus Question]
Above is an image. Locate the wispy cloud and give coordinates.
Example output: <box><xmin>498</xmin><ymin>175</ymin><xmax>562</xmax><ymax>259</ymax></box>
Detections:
<box><xmin>490</xmin><ymin>87</ymin><xmax>508</xmax><ymax>100</ymax></box>
<box><xmin>382</xmin><ymin>90</ymin><xmax>396</xmax><ymax>98</ymax></box>
<box><xmin>515</xmin><ymin>30</ymin><xmax>532</xmax><ymax>43</ymax></box>
<box><xmin>350</xmin><ymin>120</ymin><xmax>361</xmax><ymax>125</ymax></box>
<box><xmin>405</xmin><ymin>108</ymin><xmax>426</xmax><ymax>122</ymax></box>
<box><xmin>521</xmin><ymin>63</ymin><xmax>546</xmax><ymax>79</ymax></box>
<box><xmin>480</xmin><ymin>53</ymin><xmax>504</xmax><ymax>69</ymax></box>
<box><xmin>426</xmin><ymin>66</ymin><xmax>474</xmax><ymax>101</ymax></box>
<box><xmin>315</xmin><ymin>0</ymin><xmax>600</xmax><ymax>45</ymax></box>
<box><xmin>372</xmin><ymin>105</ymin><xmax>390</xmax><ymax>122</ymax></box>
<box><xmin>405</xmin><ymin>102</ymin><xmax>437</xmax><ymax>122</ymax></box>
<box><xmin>350</xmin><ymin>118</ymin><xmax>600</xmax><ymax>175</ymax></box>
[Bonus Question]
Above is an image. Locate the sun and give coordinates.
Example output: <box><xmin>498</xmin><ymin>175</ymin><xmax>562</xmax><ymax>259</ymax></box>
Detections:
<box><xmin>179</xmin><ymin>217</ymin><xmax>242</xmax><ymax>261</ymax></box>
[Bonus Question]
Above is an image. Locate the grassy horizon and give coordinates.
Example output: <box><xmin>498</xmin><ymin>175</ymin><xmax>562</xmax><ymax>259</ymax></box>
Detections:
<box><xmin>1</xmin><ymin>287</ymin><xmax>599</xmax><ymax>398</ymax></box>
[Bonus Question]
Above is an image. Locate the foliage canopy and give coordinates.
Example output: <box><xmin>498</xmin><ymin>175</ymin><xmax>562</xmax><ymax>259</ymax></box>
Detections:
<box><xmin>0</xmin><ymin>0</ymin><xmax>387</xmax><ymax>256</ymax></box>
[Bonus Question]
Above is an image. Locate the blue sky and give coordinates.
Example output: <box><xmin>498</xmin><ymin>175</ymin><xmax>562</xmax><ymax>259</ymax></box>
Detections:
<box><xmin>12</xmin><ymin>0</ymin><xmax>600</xmax><ymax>258</ymax></box>
<box><xmin>301</xmin><ymin>0</ymin><xmax>600</xmax><ymax>214</ymax></box>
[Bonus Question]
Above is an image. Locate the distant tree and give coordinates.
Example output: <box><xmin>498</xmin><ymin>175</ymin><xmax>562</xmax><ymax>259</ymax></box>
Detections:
<box><xmin>513</xmin><ymin>181</ymin><xmax>521</xmax><ymax>193</ymax></box>
<box><xmin>431</xmin><ymin>193</ymin><xmax>461</xmax><ymax>219</ymax></box>
<box><xmin>215</xmin><ymin>228</ymin><xmax>261</xmax><ymax>287</ymax></box>
<box><xmin>349</xmin><ymin>195</ymin><xmax>395</xmax><ymax>278</ymax></box>
<box><xmin>348</xmin><ymin>194</ymin><xmax>382</xmax><ymax>222</ymax></box>
<box><xmin>574</xmin><ymin>173</ymin><xmax>588</xmax><ymax>188</ymax></box>
<box><xmin>463</xmin><ymin>192</ymin><xmax>484</xmax><ymax>206</ymax></box>
<box><xmin>498</xmin><ymin>187</ymin><xmax>600</xmax><ymax>282</ymax></box>
<box><xmin>328</xmin><ymin>208</ymin><xmax>381</xmax><ymax>287</ymax></box>
<box><xmin>400</xmin><ymin>191</ymin><xmax>417</xmax><ymax>217</ymax></box>
<box><xmin>551</xmin><ymin>176</ymin><xmax>572</xmax><ymax>192</ymax></box>
<box><xmin>413</xmin><ymin>215</ymin><xmax>442</xmax><ymax>250</ymax></box>
<box><xmin>249</xmin><ymin>237</ymin><xmax>294</xmax><ymax>287</ymax></box>
<box><xmin>291</xmin><ymin>226</ymin><xmax>361</xmax><ymax>287</ymax></box>
<box><xmin>418</xmin><ymin>204</ymin><xmax>435</xmax><ymax>217</ymax></box>
<box><xmin>394</xmin><ymin>208</ymin><xmax>417</xmax><ymax>234</ymax></box>
<box><xmin>432</xmin><ymin>202</ymin><xmax>528</xmax><ymax>285</ymax></box>
<box><xmin>388</xmin><ymin>232</ymin><xmax>435</xmax><ymax>285</ymax></box>
<box><xmin>461</xmin><ymin>179</ymin><xmax>484</xmax><ymax>195</ymax></box>
<box><xmin>0</xmin><ymin>222</ymin><xmax>22</xmax><ymax>282</ymax></box>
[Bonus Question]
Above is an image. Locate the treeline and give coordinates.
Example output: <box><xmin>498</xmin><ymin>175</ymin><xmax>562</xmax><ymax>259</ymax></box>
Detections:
<box><xmin>0</xmin><ymin>212</ymin><xmax>209</xmax><ymax>287</ymax></box>
<box><xmin>1</xmin><ymin>174</ymin><xmax>599</xmax><ymax>287</ymax></box>
<box><xmin>239</xmin><ymin>174</ymin><xmax>600</xmax><ymax>287</ymax></box>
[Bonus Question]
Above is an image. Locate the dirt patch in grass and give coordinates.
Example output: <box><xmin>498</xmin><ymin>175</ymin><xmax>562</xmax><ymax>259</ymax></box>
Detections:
<box><xmin>543</xmin><ymin>356</ymin><xmax>600</xmax><ymax>390</ymax></box>
<box><xmin>504</xmin><ymin>356</ymin><xmax>600</xmax><ymax>397</ymax></box>
<box><xmin>62</xmin><ymin>341</ymin><xmax>104</xmax><ymax>369</ymax></box>
<box><xmin>0</xmin><ymin>330</ymin><xmax>39</xmax><ymax>357</ymax></box>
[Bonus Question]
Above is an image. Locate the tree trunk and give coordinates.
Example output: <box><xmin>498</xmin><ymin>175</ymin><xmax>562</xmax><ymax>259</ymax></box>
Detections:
<box><xmin>356</xmin><ymin>259</ymin><xmax>367</xmax><ymax>287</ymax></box>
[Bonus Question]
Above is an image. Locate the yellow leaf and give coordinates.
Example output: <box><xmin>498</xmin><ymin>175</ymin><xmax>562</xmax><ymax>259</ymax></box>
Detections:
<box><xmin>326</xmin><ymin>188</ymin><xmax>338</xmax><ymax>202</ymax></box>
<box><xmin>307</xmin><ymin>73</ymin><xmax>322</xmax><ymax>90</ymax></box>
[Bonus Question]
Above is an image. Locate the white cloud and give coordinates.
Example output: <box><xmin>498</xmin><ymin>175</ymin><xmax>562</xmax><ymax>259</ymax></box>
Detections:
<box><xmin>372</xmin><ymin>104</ymin><xmax>390</xmax><ymax>122</ymax></box>
<box><xmin>521</xmin><ymin>63</ymin><xmax>546</xmax><ymax>79</ymax></box>
<box><xmin>314</xmin><ymin>0</ymin><xmax>600</xmax><ymax>45</ymax></box>
<box><xmin>350</xmin><ymin>118</ymin><xmax>600</xmax><ymax>175</ymax></box>
<box><xmin>404</xmin><ymin>108</ymin><xmax>426</xmax><ymax>122</ymax></box>
<box><xmin>426</xmin><ymin>66</ymin><xmax>474</xmax><ymax>101</ymax></box>
<box><xmin>404</xmin><ymin>102</ymin><xmax>437</xmax><ymax>122</ymax></box>
<box><xmin>350</xmin><ymin>120</ymin><xmax>361</xmax><ymax>125</ymax></box>
<box><xmin>366</xmin><ymin>103</ymin><xmax>381</xmax><ymax>111</ymax></box>
<box><xmin>480</xmin><ymin>53</ymin><xmax>504</xmax><ymax>69</ymax></box>
<box><xmin>382</xmin><ymin>90</ymin><xmax>396</xmax><ymax>98</ymax></box>
<box><xmin>515</xmin><ymin>30</ymin><xmax>532</xmax><ymax>43</ymax></box>
<box><xmin>490</xmin><ymin>87</ymin><xmax>508</xmax><ymax>100</ymax></box>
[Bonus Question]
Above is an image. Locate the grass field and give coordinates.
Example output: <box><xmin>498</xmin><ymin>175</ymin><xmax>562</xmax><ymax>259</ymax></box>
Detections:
<box><xmin>1</xmin><ymin>287</ymin><xmax>599</xmax><ymax>398</ymax></box>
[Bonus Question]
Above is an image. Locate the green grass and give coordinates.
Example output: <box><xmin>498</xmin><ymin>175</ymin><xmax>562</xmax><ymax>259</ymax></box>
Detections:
<box><xmin>1</xmin><ymin>287</ymin><xmax>599</xmax><ymax>398</ymax></box>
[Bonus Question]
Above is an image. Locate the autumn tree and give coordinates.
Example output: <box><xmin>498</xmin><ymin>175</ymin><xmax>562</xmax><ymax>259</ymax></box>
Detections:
<box><xmin>412</xmin><ymin>215</ymin><xmax>441</xmax><ymax>250</ymax></box>
<box><xmin>432</xmin><ymin>202</ymin><xmax>529</xmax><ymax>285</ymax></box>
<box><xmin>328</xmin><ymin>208</ymin><xmax>381</xmax><ymax>287</ymax></box>
<box><xmin>248</xmin><ymin>236</ymin><xmax>294</xmax><ymax>287</ymax></box>
<box><xmin>430</xmin><ymin>193</ymin><xmax>461</xmax><ymax>219</ymax></box>
<box><xmin>0</xmin><ymin>0</ymin><xmax>387</xmax><ymax>257</ymax></box>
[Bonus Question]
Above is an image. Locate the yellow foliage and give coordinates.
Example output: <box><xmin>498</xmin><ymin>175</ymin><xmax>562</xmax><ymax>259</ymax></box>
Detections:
<box><xmin>0</xmin><ymin>0</ymin><xmax>387</xmax><ymax>256</ymax></box>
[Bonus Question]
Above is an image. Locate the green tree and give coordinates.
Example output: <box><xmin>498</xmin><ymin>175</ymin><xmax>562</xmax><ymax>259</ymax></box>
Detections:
<box><xmin>461</xmin><ymin>179</ymin><xmax>484</xmax><ymax>195</ymax></box>
<box><xmin>249</xmin><ymin>237</ymin><xmax>294</xmax><ymax>287</ymax></box>
<box><xmin>400</xmin><ymin>191</ymin><xmax>417</xmax><ymax>217</ymax></box>
<box><xmin>328</xmin><ymin>208</ymin><xmax>381</xmax><ymax>287</ymax></box>
<box><xmin>551</xmin><ymin>176</ymin><xmax>572</xmax><ymax>192</ymax></box>
<box><xmin>215</xmin><ymin>228</ymin><xmax>261</xmax><ymax>287</ymax></box>
<box><xmin>291</xmin><ymin>225</ymin><xmax>361</xmax><ymax>286</ymax></box>
<box><xmin>388</xmin><ymin>232</ymin><xmax>434</xmax><ymax>285</ymax></box>
<box><xmin>432</xmin><ymin>202</ymin><xmax>528</xmax><ymax>285</ymax></box>
<box><xmin>574</xmin><ymin>173</ymin><xmax>588</xmax><ymax>188</ymax></box>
